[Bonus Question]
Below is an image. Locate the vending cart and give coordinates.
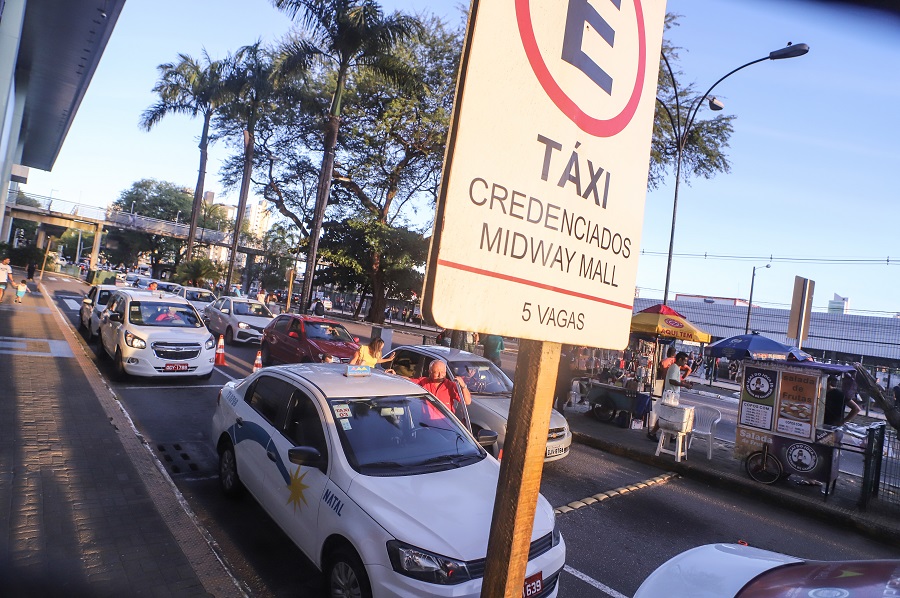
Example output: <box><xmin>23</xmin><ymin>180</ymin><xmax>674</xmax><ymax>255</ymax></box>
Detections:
<box><xmin>734</xmin><ymin>359</ymin><xmax>857</xmax><ymax>495</ymax></box>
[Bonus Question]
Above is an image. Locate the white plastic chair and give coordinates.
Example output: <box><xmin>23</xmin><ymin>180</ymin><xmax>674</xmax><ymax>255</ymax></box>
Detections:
<box><xmin>688</xmin><ymin>405</ymin><xmax>721</xmax><ymax>460</ymax></box>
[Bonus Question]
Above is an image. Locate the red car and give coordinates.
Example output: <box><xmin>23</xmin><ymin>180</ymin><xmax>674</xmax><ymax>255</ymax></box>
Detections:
<box><xmin>260</xmin><ymin>314</ymin><xmax>359</xmax><ymax>365</ymax></box>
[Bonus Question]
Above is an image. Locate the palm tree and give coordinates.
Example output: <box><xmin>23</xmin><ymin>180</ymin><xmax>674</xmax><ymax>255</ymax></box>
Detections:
<box><xmin>174</xmin><ymin>257</ymin><xmax>221</xmax><ymax>288</ymax></box>
<box><xmin>140</xmin><ymin>52</ymin><xmax>230</xmax><ymax>259</ymax></box>
<box><xmin>270</xmin><ymin>0</ymin><xmax>421</xmax><ymax>310</ymax></box>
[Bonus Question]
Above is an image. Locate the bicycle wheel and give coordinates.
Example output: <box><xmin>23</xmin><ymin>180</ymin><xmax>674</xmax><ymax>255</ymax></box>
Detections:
<box><xmin>745</xmin><ymin>450</ymin><xmax>782</xmax><ymax>484</ymax></box>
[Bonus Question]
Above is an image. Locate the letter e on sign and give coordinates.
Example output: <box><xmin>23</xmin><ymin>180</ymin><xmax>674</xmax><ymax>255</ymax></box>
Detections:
<box><xmin>423</xmin><ymin>0</ymin><xmax>667</xmax><ymax>348</ymax></box>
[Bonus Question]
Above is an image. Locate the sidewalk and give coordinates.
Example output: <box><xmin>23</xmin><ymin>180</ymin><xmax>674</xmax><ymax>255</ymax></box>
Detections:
<box><xmin>0</xmin><ymin>273</ymin><xmax>241</xmax><ymax>597</ymax></box>
<box><xmin>562</xmin><ymin>394</ymin><xmax>899</xmax><ymax>544</ymax></box>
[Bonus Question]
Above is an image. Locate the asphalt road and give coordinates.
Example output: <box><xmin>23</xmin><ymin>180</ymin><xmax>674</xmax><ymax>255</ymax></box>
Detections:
<box><xmin>41</xmin><ymin>275</ymin><xmax>900</xmax><ymax>597</ymax></box>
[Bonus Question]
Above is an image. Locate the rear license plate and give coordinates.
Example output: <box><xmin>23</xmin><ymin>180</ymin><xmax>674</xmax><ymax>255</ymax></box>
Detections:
<box><xmin>164</xmin><ymin>363</ymin><xmax>189</xmax><ymax>372</ymax></box>
<box><xmin>523</xmin><ymin>571</ymin><xmax>543</xmax><ymax>597</ymax></box>
<box><xmin>545</xmin><ymin>445</ymin><xmax>568</xmax><ymax>458</ymax></box>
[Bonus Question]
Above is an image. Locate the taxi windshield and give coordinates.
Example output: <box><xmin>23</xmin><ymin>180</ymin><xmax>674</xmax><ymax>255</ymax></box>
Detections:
<box><xmin>328</xmin><ymin>394</ymin><xmax>484</xmax><ymax>476</ymax></box>
<box><xmin>129</xmin><ymin>301</ymin><xmax>203</xmax><ymax>328</ymax></box>
<box><xmin>306</xmin><ymin>321</ymin><xmax>354</xmax><ymax>342</ymax></box>
<box><xmin>233</xmin><ymin>301</ymin><xmax>272</xmax><ymax>317</ymax></box>
<box><xmin>448</xmin><ymin>360</ymin><xmax>513</xmax><ymax>395</ymax></box>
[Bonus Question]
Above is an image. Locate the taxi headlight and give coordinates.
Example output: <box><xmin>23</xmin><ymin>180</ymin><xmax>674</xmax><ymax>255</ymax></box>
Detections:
<box><xmin>238</xmin><ymin>321</ymin><xmax>250</xmax><ymax>329</ymax></box>
<box><xmin>386</xmin><ymin>540</ymin><xmax>470</xmax><ymax>585</ymax></box>
<box><xmin>124</xmin><ymin>331</ymin><xmax>146</xmax><ymax>349</ymax></box>
<box><xmin>204</xmin><ymin>335</ymin><xmax>215</xmax><ymax>350</ymax></box>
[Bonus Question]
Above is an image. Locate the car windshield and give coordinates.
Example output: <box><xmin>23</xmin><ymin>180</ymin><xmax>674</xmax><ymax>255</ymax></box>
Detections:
<box><xmin>329</xmin><ymin>394</ymin><xmax>484</xmax><ymax>476</ymax></box>
<box><xmin>128</xmin><ymin>301</ymin><xmax>203</xmax><ymax>328</ymax></box>
<box><xmin>186</xmin><ymin>290</ymin><xmax>215</xmax><ymax>303</ymax></box>
<box><xmin>448</xmin><ymin>360</ymin><xmax>513</xmax><ymax>395</ymax></box>
<box><xmin>233</xmin><ymin>301</ymin><xmax>272</xmax><ymax>317</ymax></box>
<box><xmin>306</xmin><ymin>321</ymin><xmax>354</xmax><ymax>342</ymax></box>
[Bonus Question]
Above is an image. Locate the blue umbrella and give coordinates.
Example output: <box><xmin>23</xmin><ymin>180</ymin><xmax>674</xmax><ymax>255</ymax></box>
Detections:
<box><xmin>706</xmin><ymin>332</ymin><xmax>811</xmax><ymax>361</ymax></box>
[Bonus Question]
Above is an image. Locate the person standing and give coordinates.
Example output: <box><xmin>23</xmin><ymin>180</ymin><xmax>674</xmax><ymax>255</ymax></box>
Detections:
<box><xmin>481</xmin><ymin>334</ymin><xmax>505</xmax><ymax>367</ymax></box>
<box><xmin>554</xmin><ymin>346</ymin><xmax>579</xmax><ymax>413</ymax></box>
<box><xmin>823</xmin><ymin>375</ymin><xmax>861</xmax><ymax>426</ymax></box>
<box><xmin>409</xmin><ymin>360</ymin><xmax>471</xmax><ymax>411</ymax></box>
<box><xmin>0</xmin><ymin>257</ymin><xmax>13</xmax><ymax>303</ymax></box>
<box><xmin>647</xmin><ymin>352</ymin><xmax>694</xmax><ymax>442</ymax></box>
<box><xmin>351</xmin><ymin>337</ymin><xmax>394</xmax><ymax>367</ymax></box>
<box><xmin>26</xmin><ymin>262</ymin><xmax>36</xmax><ymax>281</ymax></box>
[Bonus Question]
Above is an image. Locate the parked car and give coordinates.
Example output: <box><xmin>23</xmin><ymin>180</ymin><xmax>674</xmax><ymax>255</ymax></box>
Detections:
<box><xmin>380</xmin><ymin>345</ymin><xmax>572</xmax><ymax>462</ymax></box>
<box><xmin>155</xmin><ymin>281</ymin><xmax>182</xmax><ymax>294</ymax></box>
<box><xmin>132</xmin><ymin>277</ymin><xmax>159</xmax><ymax>290</ymax></box>
<box><xmin>175</xmin><ymin>286</ymin><xmax>217</xmax><ymax>311</ymax></box>
<box><xmin>210</xmin><ymin>364</ymin><xmax>564</xmax><ymax>598</ymax></box>
<box><xmin>204</xmin><ymin>297</ymin><xmax>274</xmax><ymax>344</ymax></box>
<box><xmin>97</xmin><ymin>288</ymin><xmax>216</xmax><ymax>380</ymax></box>
<box><xmin>79</xmin><ymin>284</ymin><xmax>119</xmax><ymax>342</ymax></box>
<box><xmin>635</xmin><ymin>543</ymin><xmax>900</xmax><ymax>598</ymax></box>
<box><xmin>260</xmin><ymin>314</ymin><xmax>359</xmax><ymax>365</ymax></box>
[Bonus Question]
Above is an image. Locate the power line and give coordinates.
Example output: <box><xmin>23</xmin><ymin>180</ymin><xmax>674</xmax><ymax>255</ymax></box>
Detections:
<box><xmin>639</xmin><ymin>250</ymin><xmax>896</xmax><ymax>266</ymax></box>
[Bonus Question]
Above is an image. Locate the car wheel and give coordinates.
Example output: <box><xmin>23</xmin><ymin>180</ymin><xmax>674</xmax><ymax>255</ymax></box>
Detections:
<box><xmin>260</xmin><ymin>343</ymin><xmax>273</xmax><ymax>366</ymax></box>
<box><xmin>218</xmin><ymin>440</ymin><xmax>242</xmax><ymax>497</ymax></box>
<box><xmin>325</xmin><ymin>546</ymin><xmax>372</xmax><ymax>598</ymax></box>
<box><xmin>224</xmin><ymin>327</ymin><xmax>234</xmax><ymax>345</ymax></box>
<box><xmin>112</xmin><ymin>347</ymin><xmax>128</xmax><ymax>381</ymax></box>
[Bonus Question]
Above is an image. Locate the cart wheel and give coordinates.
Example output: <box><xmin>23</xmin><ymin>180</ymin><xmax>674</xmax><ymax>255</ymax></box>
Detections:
<box><xmin>745</xmin><ymin>450</ymin><xmax>782</xmax><ymax>484</ymax></box>
<box><xmin>591</xmin><ymin>396</ymin><xmax>616</xmax><ymax>422</ymax></box>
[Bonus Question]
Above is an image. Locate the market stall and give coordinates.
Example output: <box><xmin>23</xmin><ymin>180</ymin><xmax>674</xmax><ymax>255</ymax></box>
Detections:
<box><xmin>629</xmin><ymin>304</ymin><xmax>711</xmax><ymax>395</ymax></box>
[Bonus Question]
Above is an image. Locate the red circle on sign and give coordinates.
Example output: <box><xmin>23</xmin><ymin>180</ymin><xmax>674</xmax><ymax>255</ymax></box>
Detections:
<box><xmin>664</xmin><ymin>318</ymin><xmax>684</xmax><ymax>328</ymax></box>
<box><xmin>515</xmin><ymin>0</ymin><xmax>647</xmax><ymax>137</ymax></box>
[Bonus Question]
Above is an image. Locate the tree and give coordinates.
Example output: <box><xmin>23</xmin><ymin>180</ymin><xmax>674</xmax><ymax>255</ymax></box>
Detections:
<box><xmin>174</xmin><ymin>257</ymin><xmax>221</xmax><ymax>287</ymax></box>
<box><xmin>649</xmin><ymin>14</ymin><xmax>735</xmax><ymax>190</ymax></box>
<box><xmin>270</xmin><ymin>0</ymin><xmax>423</xmax><ymax>311</ymax></box>
<box><xmin>140</xmin><ymin>52</ymin><xmax>231</xmax><ymax>259</ymax></box>
<box><xmin>111</xmin><ymin>180</ymin><xmax>193</xmax><ymax>276</ymax></box>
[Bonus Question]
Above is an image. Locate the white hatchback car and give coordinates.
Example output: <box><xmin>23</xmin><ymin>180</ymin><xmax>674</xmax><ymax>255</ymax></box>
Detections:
<box><xmin>97</xmin><ymin>288</ymin><xmax>216</xmax><ymax>380</ymax></box>
<box><xmin>211</xmin><ymin>364</ymin><xmax>564</xmax><ymax>598</ymax></box>
<box><xmin>204</xmin><ymin>297</ymin><xmax>274</xmax><ymax>344</ymax></box>
<box><xmin>381</xmin><ymin>346</ymin><xmax>572</xmax><ymax>462</ymax></box>
<box><xmin>175</xmin><ymin>286</ymin><xmax>217</xmax><ymax>311</ymax></box>
<box><xmin>79</xmin><ymin>284</ymin><xmax>119</xmax><ymax>342</ymax></box>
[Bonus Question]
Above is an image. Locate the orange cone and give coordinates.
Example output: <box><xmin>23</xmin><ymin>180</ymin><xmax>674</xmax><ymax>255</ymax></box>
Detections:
<box><xmin>214</xmin><ymin>335</ymin><xmax>227</xmax><ymax>366</ymax></box>
<box><xmin>253</xmin><ymin>350</ymin><xmax>263</xmax><ymax>373</ymax></box>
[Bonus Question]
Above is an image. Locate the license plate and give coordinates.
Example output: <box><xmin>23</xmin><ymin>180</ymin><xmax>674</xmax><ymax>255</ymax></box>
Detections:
<box><xmin>164</xmin><ymin>363</ymin><xmax>189</xmax><ymax>372</ymax></box>
<box><xmin>523</xmin><ymin>571</ymin><xmax>543</xmax><ymax>597</ymax></box>
<box><xmin>545</xmin><ymin>445</ymin><xmax>568</xmax><ymax>458</ymax></box>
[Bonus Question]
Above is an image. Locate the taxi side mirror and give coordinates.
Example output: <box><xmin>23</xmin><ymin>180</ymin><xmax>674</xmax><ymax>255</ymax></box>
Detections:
<box><xmin>288</xmin><ymin>331</ymin><xmax>300</xmax><ymax>339</ymax></box>
<box><xmin>220</xmin><ymin>308</ymin><xmax>230</xmax><ymax>315</ymax></box>
<box><xmin>107</xmin><ymin>312</ymin><xmax>122</xmax><ymax>323</ymax></box>
<box><xmin>288</xmin><ymin>446</ymin><xmax>324</xmax><ymax>472</ymax></box>
<box><xmin>476</xmin><ymin>429</ymin><xmax>498</xmax><ymax>448</ymax></box>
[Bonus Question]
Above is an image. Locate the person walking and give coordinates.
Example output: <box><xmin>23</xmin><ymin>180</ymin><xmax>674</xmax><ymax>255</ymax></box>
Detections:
<box><xmin>26</xmin><ymin>262</ymin><xmax>36</xmax><ymax>281</ymax></box>
<box><xmin>481</xmin><ymin>334</ymin><xmax>505</xmax><ymax>368</ymax></box>
<box><xmin>14</xmin><ymin>279</ymin><xmax>28</xmax><ymax>303</ymax></box>
<box><xmin>0</xmin><ymin>257</ymin><xmax>13</xmax><ymax>303</ymax></box>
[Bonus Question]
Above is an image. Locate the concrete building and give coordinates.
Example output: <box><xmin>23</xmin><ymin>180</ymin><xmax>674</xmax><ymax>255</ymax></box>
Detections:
<box><xmin>0</xmin><ymin>0</ymin><xmax>125</xmax><ymax>242</ymax></box>
<box><xmin>242</xmin><ymin>198</ymin><xmax>272</xmax><ymax>239</ymax></box>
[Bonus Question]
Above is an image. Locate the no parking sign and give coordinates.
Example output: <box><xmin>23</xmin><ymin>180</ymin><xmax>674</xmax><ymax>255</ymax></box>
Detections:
<box><xmin>424</xmin><ymin>0</ymin><xmax>667</xmax><ymax>349</ymax></box>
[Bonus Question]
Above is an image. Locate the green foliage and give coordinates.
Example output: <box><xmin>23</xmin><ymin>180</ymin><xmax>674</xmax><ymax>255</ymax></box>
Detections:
<box><xmin>174</xmin><ymin>257</ymin><xmax>221</xmax><ymax>287</ymax></box>
<box><xmin>59</xmin><ymin>229</ymin><xmax>95</xmax><ymax>263</ymax></box>
<box><xmin>0</xmin><ymin>242</ymin><xmax>43</xmax><ymax>267</ymax></box>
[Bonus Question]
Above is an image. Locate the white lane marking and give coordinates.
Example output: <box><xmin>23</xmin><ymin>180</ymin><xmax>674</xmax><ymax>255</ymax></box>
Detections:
<box><xmin>564</xmin><ymin>565</ymin><xmax>630</xmax><ymax>598</ymax></box>
<box><xmin>62</xmin><ymin>298</ymin><xmax>82</xmax><ymax>311</ymax></box>
<box><xmin>0</xmin><ymin>335</ymin><xmax>74</xmax><ymax>358</ymax></box>
<box><xmin>216</xmin><ymin>367</ymin><xmax>237</xmax><ymax>381</ymax></box>
<box><xmin>47</xmin><ymin>277</ymin><xmax>57</xmax><ymax>281</ymax></box>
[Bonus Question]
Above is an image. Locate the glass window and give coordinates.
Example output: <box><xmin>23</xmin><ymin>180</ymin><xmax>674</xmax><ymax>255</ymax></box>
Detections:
<box><xmin>287</xmin><ymin>318</ymin><xmax>303</xmax><ymax>335</ymax></box>
<box><xmin>186</xmin><ymin>290</ymin><xmax>215</xmax><ymax>303</ymax></box>
<box><xmin>305</xmin><ymin>321</ymin><xmax>353</xmax><ymax>342</ymax></box>
<box><xmin>328</xmin><ymin>393</ymin><xmax>484</xmax><ymax>476</ymax></box>
<box><xmin>233</xmin><ymin>301</ymin><xmax>272</xmax><ymax>317</ymax></box>
<box><xmin>385</xmin><ymin>350</ymin><xmax>426</xmax><ymax>378</ymax></box>
<box><xmin>128</xmin><ymin>301</ymin><xmax>203</xmax><ymax>328</ymax></box>
<box><xmin>272</xmin><ymin>316</ymin><xmax>290</xmax><ymax>333</ymax></box>
<box><xmin>246</xmin><ymin>376</ymin><xmax>294</xmax><ymax>428</ymax></box>
<box><xmin>284</xmin><ymin>390</ymin><xmax>329</xmax><ymax>468</ymax></box>
<box><xmin>447</xmin><ymin>359</ymin><xmax>513</xmax><ymax>395</ymax></box>
<box><xmin>97</xmin><ymin>290</ymin><xmax>112</xmax><ymax>306</ymax></box>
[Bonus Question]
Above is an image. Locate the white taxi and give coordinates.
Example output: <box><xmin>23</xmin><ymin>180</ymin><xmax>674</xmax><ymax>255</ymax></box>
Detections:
<box><xmin>97</xmin><ymin>288</ymin><xmax>216</xmax><ymax>380</ymax></box>
<box><xmin>210</xmin><ymin>364</ymin><xmax>565</xmax><ymax>598</ymax></box>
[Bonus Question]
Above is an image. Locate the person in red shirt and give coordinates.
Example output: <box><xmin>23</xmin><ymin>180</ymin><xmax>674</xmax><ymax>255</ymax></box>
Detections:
<box><xmin>410</xmin><ymin>360</ymin><xmax>471</xmax><ymax>410</ymax></box>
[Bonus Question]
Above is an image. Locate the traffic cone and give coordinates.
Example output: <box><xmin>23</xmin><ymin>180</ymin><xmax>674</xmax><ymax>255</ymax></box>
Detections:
<box><xmin>253</xmin><ymin>350</ymin><xmax>263</xmax><ymax>373</ymax></box>
<box><xmin>214</xmin><ymin>335</ymin><xmax>227</xmax><ymax>366</ymax></box>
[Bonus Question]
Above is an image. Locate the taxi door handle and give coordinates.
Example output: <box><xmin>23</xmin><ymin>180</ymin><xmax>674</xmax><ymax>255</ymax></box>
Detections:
<box><xmin>235</xmin><ymin>417</ymin><xmax>243</xmax><ymax>427</ymax></box>
<box><xmin>267</xmin><ymin>451</ymin><xmax>277</xmax><ymax>462</ymax></box>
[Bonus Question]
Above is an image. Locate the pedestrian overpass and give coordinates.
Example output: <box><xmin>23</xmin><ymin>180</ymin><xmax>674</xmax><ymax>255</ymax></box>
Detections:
<box><xmin>4</xmin><ymin>191</ymin><xmax>264</xmax><ymax>269</ymax></box>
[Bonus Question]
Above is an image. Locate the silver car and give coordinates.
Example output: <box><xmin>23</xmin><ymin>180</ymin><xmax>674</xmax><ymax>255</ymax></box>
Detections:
<box><xmin>204</xmin><ymin>297</ymin><xmax>274</xmax><ymax>344</ymax></box>
<box><xmin>79</xmin><ymin>284</ymin><xmax>119</xmax><ymax>342</ymax></box>
<box><xmin>381</xmin><ymin>345</ymin><xmax>573</xmax><ymax>462</ymax></box>
<box><xmin>175</xmin><ymin>286</ymin><xmax>217</xmax><ymax>311</ymax></box>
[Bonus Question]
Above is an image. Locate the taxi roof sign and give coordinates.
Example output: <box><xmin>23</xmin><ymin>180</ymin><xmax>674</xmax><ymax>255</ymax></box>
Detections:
<box><xmin>345</xmin><ymin>365</ymin><xmax>371</xmax><ymax>377</ymax></box>
<box><xmin>422</xmin><ymin>0</ymin><xmax>667</xmax><ymax>349</ymax></box>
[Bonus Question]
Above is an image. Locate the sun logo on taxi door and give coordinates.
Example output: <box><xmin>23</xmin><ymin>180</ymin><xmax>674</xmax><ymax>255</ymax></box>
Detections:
<box><xmin>287</xmin><ymin>467</ymin><xmax>310</xmax><ymax>510</ymax></box>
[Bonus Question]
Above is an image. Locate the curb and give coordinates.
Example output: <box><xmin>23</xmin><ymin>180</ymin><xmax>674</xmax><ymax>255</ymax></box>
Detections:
<box><xmin>570</xmin><ymin>430</ymin><xmax>897</xmax><ymax>545</ymax></box>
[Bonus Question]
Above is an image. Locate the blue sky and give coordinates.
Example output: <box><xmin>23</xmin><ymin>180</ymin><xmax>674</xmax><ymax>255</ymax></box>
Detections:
<box><xmin>24</xmin><ymin>0</ymin><xmax>900</xmax><ymax>315</ymax></box>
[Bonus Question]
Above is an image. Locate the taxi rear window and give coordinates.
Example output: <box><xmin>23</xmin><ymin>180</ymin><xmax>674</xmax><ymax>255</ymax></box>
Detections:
<box><xmin>329</xmin><ymin>394</ymin><xmax>483</xmax><ymax>476</ymax></box>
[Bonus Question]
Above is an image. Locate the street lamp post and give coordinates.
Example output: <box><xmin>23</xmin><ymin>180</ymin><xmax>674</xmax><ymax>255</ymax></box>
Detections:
<box><xmin>659</xmin><ymin>43</ymin><xmax>808</xmax><ymax>305</ymax></box>
<box><xmin>175</xmin><ymin>210</ymin><xmax>182</xmax><ymax>225</ymax></box>
<box><xmin>745</xmin><ymin>263</ymin><xmax>771</xmax><ymax>333</ymax></box>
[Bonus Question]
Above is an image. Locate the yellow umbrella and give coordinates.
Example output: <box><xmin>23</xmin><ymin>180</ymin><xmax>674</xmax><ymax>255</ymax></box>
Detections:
<box><xmin>630</xmin><ymin>304</ymin><xmax>711</xmax><ymax>343</ymax></box>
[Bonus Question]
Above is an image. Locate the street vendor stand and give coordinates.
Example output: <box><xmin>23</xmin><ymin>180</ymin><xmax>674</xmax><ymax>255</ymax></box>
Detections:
<box><xmin>731</xmin><ymin>358</ymin><xmax>865</xmax><ymax>498</ymax></box>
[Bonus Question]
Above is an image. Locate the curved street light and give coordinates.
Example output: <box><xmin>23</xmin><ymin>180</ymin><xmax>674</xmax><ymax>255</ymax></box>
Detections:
<box><xmin>745</xmin><ymin>263</ymin><xmax>772</xmax><ymax>333</ymax></box>
<box><xmin>659</xmin><ymin>42</ymin><xmax>808</xmax><ymax>305</ymax></box>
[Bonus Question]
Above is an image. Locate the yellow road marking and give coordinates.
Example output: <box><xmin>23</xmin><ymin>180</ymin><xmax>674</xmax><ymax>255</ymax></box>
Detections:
<box><xmin>554</xmin><ymin>472</ymin><xmax>679</xmax><ymax>514</ymax></box>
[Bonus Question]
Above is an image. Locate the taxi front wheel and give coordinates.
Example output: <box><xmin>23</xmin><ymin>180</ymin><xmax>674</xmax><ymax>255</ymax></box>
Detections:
<box><xmin>218</xmin><ymin>441</ymin><xmax>243</xmax><ymax>497</ymax></box>
<box><xmin>326</xmin><ymin>546</ymin><xmax>372</xmax><ymax>598</ymax></box>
